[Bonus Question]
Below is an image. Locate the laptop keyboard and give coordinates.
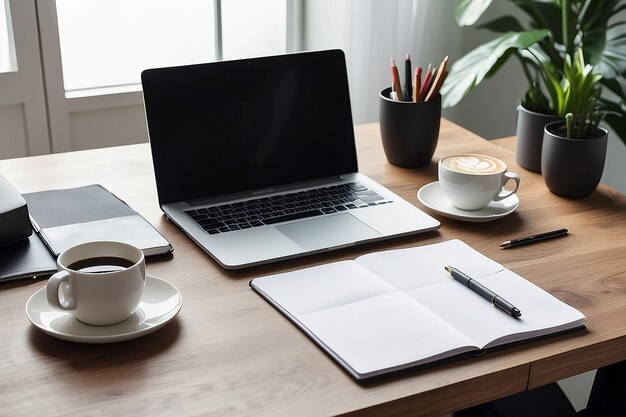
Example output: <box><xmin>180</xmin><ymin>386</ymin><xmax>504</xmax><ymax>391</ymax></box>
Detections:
<box><xmin>185</xmin><ymin>182</ymin><xmax>392</xmax><ymax>235</ymax></box>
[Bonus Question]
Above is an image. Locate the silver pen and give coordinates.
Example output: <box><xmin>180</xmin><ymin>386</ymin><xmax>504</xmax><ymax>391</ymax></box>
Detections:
<box><xmin>444</xmin><ymin>265</ymin><xmax>521</xmax><ymax>318</ymax></box>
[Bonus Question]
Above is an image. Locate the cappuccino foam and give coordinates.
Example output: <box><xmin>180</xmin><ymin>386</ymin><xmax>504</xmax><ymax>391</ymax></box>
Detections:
<box><xmin>441</xmin><ymin>154</ymin><xmax>505</xmax><ymax>174</ymax></box>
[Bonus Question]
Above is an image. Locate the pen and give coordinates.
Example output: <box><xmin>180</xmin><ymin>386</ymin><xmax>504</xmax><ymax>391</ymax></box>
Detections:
<box><xmin>390</xmin><ymin>58</ymin><xmax>404</xmax><ymax>101</ymax></box>
<box><xmin>500</xmin><ymin>228</ymin><xmax>569</xmax><ymax>249</ymax></box>
<box><xmin>444</xmin><ymin>265</ymin><xmax>522</xmax><ymax>318</ymax></box>
<box><xmin>405</xmin><ymin>53</ymin><xmax>412</xmax><ymax>102</ymax></box>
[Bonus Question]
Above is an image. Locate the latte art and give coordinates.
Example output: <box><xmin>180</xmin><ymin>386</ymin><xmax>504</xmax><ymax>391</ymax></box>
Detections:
<box><xmin>441</xmin><ymin>154</ymin><xmax>505</xmax><ymax>174</ymax></box>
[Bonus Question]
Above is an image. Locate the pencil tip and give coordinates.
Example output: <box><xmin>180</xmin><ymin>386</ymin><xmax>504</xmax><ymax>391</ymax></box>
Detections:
<box><xmin>406</xmin><ymin>53</ymin><xmax>411</xmax><ymax>60</ymax></box>
<box><xmin>390</xmin><ymin>57</ymin><xmax>395</xmax><ymax>66</ymax></box>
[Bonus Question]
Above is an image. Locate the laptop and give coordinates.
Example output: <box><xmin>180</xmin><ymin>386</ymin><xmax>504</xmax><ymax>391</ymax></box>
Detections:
<box><xmin>141</xmin><ymin>49</ymin><xmax>440</xmax><ymax>269</ymax></box>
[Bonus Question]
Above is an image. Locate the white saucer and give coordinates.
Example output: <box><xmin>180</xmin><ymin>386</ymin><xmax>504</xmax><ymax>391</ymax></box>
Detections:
<box><xmin>26</xmin><ymin>275</ymin><xmax>182</xmax><ymax>343</ymax></box>
<box><xmin>417</xmin><ymin>181</ymin><xmax>520</xmax><ymax>222</ymax></box>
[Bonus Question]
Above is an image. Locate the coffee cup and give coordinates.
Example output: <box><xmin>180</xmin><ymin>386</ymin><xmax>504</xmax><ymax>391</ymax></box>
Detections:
<box><xmin>438</xmin><ymin>154</ymin><xmax>520</xmax><ymax>211</ymax></box>
<box><xmin>46</xmin><ymin>241</ymin><xmax>146</xmax><ymax>326</ymax></box>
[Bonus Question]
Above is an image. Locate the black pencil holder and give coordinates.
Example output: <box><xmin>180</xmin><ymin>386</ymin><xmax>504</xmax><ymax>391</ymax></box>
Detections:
<box><xmin>379</xmin><ymin>87</ymin><xmax>441</xmax><ymax>168</ymax></box>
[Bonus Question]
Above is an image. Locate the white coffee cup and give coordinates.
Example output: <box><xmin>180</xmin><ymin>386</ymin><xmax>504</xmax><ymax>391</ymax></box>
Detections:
<box><xmin>438</xmin><ymin>154</ymin><xmax>520</xmax><ymax>211</ymax></box>
<box><xmin>46</xmin><ymin>241</ymin><xmax>146</xmax><ymax>326</ymax></box>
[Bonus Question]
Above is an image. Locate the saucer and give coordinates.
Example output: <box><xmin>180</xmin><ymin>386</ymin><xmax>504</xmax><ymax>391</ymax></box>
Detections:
<box><xmin>26</xmin><ymin>275</ymin><xmax>182</xmax><ymax>343</ymax></box>
<box><xmin>417</xmin><ymin>181</ymin><xmax>520</xmax><ymax>222</ymax></box>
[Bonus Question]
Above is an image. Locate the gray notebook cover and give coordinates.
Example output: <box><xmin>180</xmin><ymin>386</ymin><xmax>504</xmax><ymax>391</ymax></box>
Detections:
<box><xmin>23</xmin><ymin>184</ymin><xmax>172</xmax><ymax>257</ymax></box>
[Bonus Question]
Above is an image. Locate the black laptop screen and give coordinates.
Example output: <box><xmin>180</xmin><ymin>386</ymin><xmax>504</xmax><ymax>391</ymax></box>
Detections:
<box><xmin>141</xmin><ymin>50</ymin><xmax>358</xmax><ymax>206</ymax></box>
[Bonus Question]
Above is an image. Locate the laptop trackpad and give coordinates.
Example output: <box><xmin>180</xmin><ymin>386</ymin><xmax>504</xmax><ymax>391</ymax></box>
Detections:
<box><xmin>276</xmin><ymin>214</ymin><xmax>381</xmax><ymax>251</ymax></box>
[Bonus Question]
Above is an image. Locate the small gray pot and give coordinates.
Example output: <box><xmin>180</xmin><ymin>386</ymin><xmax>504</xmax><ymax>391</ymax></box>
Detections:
<box><xmin>515</xmin><ymin>105</ymin><xmax>563</xmax><ymax>173</ymax></box>
<box><xmin>541</xmin><ymin>121</ymin><xmax>608</xmax><ymax>198</ymax></box>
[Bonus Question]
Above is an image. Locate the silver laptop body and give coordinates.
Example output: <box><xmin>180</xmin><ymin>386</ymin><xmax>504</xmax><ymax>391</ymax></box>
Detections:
<box><xmin>142</xmin><ymin>50</ymin><xmax>440</xmax><ymax>269</ymax></box>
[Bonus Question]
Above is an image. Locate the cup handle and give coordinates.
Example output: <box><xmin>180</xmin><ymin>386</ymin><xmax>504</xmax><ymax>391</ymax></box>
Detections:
<box><xmin>46</xmin><ymin>270</ymin><xmax>77</xmax><ymax>310</ymax></box>
<box><xmin>493</xmin><ymin>172</ymin><xmax>521</xmax><ymax>201</ymax></box>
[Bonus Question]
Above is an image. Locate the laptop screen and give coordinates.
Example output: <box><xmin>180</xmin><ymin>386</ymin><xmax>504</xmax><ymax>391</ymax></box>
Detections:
<box><xmin>142</xmin><ymin>50</ymin><xmax>358</xmax><ymax>206</ymax></box>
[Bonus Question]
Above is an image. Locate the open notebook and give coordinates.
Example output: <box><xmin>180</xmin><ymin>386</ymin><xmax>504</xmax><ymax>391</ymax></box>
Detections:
<box><xmin>250</xmin><ymin>239</ymin><xmax>586</xmax><ymax>380</ymax></box>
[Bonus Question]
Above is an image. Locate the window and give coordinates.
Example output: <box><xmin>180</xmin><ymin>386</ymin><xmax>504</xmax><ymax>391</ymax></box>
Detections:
<box><xmin>221</xmin><ymin>0</ymin><xmax>287</xmax><ymax>60</ymax></box>
<box><xmin>0</xmin><ymin>0</ymin><xmax>17</xmax><ymax>73</ymax></box>
<box><xmin>55</xmin><ymin>0</ymin><xmax>287</xmax><ymax>97</ymax></box>
<box><xmin>55</xmin><ymin>0</ymin><xmax>216</xmax><ymax>96</ymax></box>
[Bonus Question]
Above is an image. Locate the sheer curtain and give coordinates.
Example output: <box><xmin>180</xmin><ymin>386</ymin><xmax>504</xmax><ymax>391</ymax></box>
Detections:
<box><xmin>303</xmin><ymin>0</ymin><xmax>464</xmax><ymax>125</ymax></box>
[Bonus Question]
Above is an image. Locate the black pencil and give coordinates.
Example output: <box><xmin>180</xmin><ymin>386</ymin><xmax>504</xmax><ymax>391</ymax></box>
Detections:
<box><xmin>404</xmin><ymin>53</ymin><xmax>412</xmax><ymax>102</ymax></box>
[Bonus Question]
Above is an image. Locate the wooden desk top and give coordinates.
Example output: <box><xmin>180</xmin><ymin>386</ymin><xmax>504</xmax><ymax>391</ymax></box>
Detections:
<box><xmin>1</xmin><ymin>120</ymin><xmax>625</xmax><ymax>417</ymax></box>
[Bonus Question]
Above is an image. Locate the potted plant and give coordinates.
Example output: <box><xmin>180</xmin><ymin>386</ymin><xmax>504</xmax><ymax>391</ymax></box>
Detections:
<box><xmin>542</xmin><ymin>49</ymin><xmax>610</xmax><ymax>197</ymax></box>
<box><xmin>441</xmin><ymin>0</ymin><xmax>626</xmax><ymax>173</ymax></box>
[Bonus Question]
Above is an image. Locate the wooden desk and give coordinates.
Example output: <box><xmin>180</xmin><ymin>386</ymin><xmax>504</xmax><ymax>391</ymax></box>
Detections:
<box><xmin>1</xmin><ymin>120</ymin><xmax>625</xmax><ymax>417</ymax></box>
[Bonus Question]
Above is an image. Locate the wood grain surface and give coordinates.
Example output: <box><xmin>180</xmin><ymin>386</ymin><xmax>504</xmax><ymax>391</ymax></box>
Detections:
<box><xmin>0</xmin><ymin>120</ymin><xmax>624</xmax><ymax>417</ymax></box>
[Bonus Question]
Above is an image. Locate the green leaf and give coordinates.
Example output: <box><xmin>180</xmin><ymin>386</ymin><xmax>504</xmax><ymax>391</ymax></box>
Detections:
<box><xmin>455</xmin><ymin>0</ymin><xmax>494</xmax><ymax>26</ymax></box>
<box><xmin>442</xmin><ymin>30</ymin><xmax>551</xmax><ymax>108</ymax></box>
<box><xmin>578</xmin><ymin>0</ymin><xmax>619</xmax><ymax>33</ymax></box>
<box><xmin>521</xmin><ymin>83</ymin><xmax>551</xmax><ymax>113</ymax></box>
<box><xmin>600</xmin><ymin>97</ymin><xmax>626</xmax><ymax>147</ymax></box>
<box><xmin>512</xmin><ymin>0</ymin><xmax>562</xmax><ymax>43</ymax></box>
<box><xmin>478</xmin><ymin>16</ymin><xmax>525</xmax><ymax>33</ymax></box>
<box><xmin>602</xmin><ymin>77</ymin><xmax>626</xmax><ymax>101</ymax></box>
<box><xmin>542</xmin><ymin>61</ymin><xmax>567</xmax><ymax>114</ymax></box>
<box><xmin>586</xmin><ymin>22</ymin><xmax>626</xmax><ymax>79</ymax></box>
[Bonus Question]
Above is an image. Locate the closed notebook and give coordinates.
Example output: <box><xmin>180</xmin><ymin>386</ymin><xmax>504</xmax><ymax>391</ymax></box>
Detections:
<box><xmin>0</xmin><ymin>233</ymin><xmax>57</xmax><ymax>281</ymax></box>
<box><xmin>250</xmin><ymin>239</ymin><xmax>586</xmax><ymax>381</ymax></box>
<box><xmin>23</xmin><ymin>185</ymin><xmax>172</xmax><ymax>257</ymax></box>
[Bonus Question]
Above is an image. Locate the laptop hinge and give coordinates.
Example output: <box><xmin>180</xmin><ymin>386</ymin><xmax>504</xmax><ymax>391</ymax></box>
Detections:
<box><xmin>185</xmin><ymin>175</ymin><xmax>349</xmax><ymax>207</ymax></box>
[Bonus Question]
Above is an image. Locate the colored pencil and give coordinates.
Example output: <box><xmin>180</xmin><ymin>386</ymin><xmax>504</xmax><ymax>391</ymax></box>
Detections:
<box><xmin>390</xmin><ymin>58</ymin><xmax>404</xmax><ymax>101</ymax></box>
<box><xmin>425</xmin><ymin>56</ymin><xmax>449</xmax><ymax>101</ymax></box>
<box><xmin>419</xmin><ymin>67</ymin><xmax>434</xmax><ymax>102</ymax></box>
<box><xmin>413</xmin><ymin>67</ymin><xmax>422</xmax><ymax>102</ymax></box>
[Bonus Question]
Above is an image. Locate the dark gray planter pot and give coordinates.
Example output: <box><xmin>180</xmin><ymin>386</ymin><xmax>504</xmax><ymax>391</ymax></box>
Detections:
<box><xmin>515</xmin><ymin>105</ymin><xmax>563</xmax><ymax>173</ymax></box>
<box><xmin>541</xmin><ymin>121</ymin><xmax>608</xmax><ymax>198</ymax></box>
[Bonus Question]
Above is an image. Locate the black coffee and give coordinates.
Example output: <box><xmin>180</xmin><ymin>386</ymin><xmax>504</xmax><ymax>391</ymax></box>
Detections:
<box><xmin>67</xmin><ymin>257</ymin><xmax>135</xmax><ymax>274</ymax></box>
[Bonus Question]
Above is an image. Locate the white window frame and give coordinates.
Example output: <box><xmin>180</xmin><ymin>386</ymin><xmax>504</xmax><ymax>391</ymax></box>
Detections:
<box><xmin>0</xmin><ymin>0</ymin><xmax>49</xmax><ymax>156</ymax></box>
